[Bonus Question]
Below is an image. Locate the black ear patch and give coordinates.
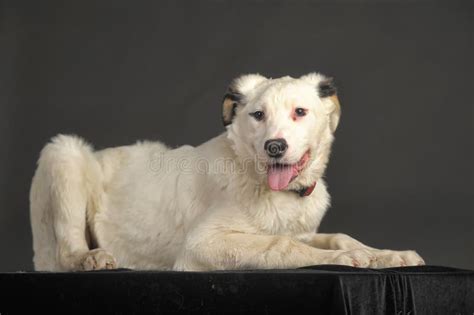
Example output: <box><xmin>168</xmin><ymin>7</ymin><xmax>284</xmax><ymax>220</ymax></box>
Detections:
<box><xmin>222</xmin><ymin>90</ymin><xmax>243</xmax><ymax>127</ymax></box>
<box><xmin>224</xmin><ymin>90</ymin><xmax>243</xmax><ymax>103</ymax></box>
<box><xmin>318</xmin><ymin>78</ymin><xmax>337</xmax><ymax>98</ymax></box>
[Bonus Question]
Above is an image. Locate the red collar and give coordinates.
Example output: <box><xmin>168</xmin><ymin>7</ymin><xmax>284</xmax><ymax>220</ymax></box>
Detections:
<box><xmin>294</xmin><ymin>181</ymin><xmax>317</xmax><ymax>197</ymax></box>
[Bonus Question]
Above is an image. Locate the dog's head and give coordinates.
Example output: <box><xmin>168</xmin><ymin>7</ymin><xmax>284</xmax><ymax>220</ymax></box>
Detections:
<box><xmin>223</xmin><ymin>73</ymin><xmax>341</xmax><ymax>192</ymax></box>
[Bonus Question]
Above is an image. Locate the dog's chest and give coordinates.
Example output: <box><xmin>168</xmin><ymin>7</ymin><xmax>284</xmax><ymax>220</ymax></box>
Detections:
<box><xmin>247</xmin><ymin>193</ymin><xmax>326</xmax><ymax>235</ymax></box>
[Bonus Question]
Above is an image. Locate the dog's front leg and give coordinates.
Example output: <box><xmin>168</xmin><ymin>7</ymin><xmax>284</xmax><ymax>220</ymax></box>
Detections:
<box><xmin>296</xmin><ymin>233</ymin><xmax>425</xmax><ymax>267</ymax></box>
<box><xmin>174</xmin><ymin>232</ymin><xmax>379</xmax><ymax>271</ymax></box>
<box><xmin>296</xmin><ymin>233</ymin><xmax>372</xmax><ymax>250</ymax></box>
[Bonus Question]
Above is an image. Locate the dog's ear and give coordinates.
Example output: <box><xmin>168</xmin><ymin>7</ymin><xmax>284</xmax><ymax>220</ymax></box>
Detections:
<box><xmin>319</xmin><ymin>77</ymin><xmax>341</xmax><ymax>132</ymax></box>
<box><xmin>301</xmin><ymin>73</ymin><xmax>341</xmax><ymax>132</ymax></box>
<box><xmin>222</xmin><ymin>74</ymin><xmax>267</xmax><ymax>126</ymax></box>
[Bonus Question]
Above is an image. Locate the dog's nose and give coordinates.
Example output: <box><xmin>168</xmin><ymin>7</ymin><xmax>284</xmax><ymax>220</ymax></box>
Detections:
<box><xmin>264</xmin><ymin>138</ymin><xmax>288</xmax><ymax>158</ymax></box>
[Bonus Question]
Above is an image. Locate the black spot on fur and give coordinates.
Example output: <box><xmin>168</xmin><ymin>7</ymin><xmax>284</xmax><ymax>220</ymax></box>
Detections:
<box><xmin>224</xmin><ymin>91</ymin><xmax>243</xmax><ymax>102</ymax></box>
<box><xmin>318</xmin><ymin>78</ymin><xmax>337</xmax><ymax>98</ymax></box>
<box><xmin>231</xmin><ymin>103</ymin><xmax>238</xmax><ymax>117</ymax></box>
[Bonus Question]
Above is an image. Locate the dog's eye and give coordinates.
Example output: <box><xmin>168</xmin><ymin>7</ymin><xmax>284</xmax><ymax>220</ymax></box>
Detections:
<box><xmin>295</xmin><ymin>108</ymin><xmax>307</xmax><ymax>117</ymax></box>
<box><xmin>250</xmin><ymin>111</ymin><xmax>265</xmax><ymax>121</ymax></box>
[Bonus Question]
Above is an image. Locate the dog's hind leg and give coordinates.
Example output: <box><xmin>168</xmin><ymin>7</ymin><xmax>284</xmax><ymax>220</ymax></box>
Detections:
<box><xmin>30</xmin><ymin>135</ymin><xmax>116</xmax><ymax>271</ymax></box>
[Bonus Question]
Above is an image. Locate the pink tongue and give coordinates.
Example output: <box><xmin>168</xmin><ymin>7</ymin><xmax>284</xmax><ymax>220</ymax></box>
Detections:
<box><xmin>267</xmin><ymin>165</ymin><xmax>298</xmax><ymax>191</ymax></box>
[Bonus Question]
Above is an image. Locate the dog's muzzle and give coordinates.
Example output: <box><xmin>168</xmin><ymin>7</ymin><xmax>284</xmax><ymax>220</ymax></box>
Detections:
<box><xmin>264</xmin><ymin>138</ymin><xmax>288</xmax><ymax>158</ymax></box>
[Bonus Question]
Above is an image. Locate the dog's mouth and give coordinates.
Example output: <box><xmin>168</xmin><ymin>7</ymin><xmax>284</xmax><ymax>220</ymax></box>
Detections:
<box><xmin>267</xmin><ymin>150</ymin><xmax>310</xmax><ymax>191</ymax></box>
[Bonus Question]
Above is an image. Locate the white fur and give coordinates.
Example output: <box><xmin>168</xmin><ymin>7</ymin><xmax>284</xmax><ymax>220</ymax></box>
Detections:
<box><xmin>30</xmin><ymin>73</ymin><xmax>424</xmax><ymax>271</ymax></box>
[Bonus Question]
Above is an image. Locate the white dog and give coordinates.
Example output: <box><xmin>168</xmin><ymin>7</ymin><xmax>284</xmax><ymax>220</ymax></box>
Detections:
<box><xmin>30</xmin><ymin>73</ymin><xmax>424</xmax><ymax>271</ymax></box>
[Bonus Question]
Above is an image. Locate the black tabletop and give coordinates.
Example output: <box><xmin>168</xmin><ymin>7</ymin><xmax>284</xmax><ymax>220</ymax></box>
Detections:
<box><xmin>0</xmin><ymin>265</ymin><xmax>472</xmax><ymax>314</ymax></box>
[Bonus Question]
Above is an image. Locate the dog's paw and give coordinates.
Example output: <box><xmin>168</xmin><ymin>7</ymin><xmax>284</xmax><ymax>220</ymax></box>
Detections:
<box><xmin>80</xmin><ymin>249</ymin><xmax>117</xmax><ymax>271</ymax></box>
<box><xmin>370</xmin><ymin>250</ymin><xmax>425</xmax><ymax>268</ymax></box>
<box><xmin>329</xmin><ymin>248</ymin><xmax>377</xmax><ymax>268</ymax></box>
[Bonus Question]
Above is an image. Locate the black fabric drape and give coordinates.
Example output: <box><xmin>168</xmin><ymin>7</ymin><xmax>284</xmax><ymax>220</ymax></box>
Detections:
<box><xmin>0</xmin><ymin>265</ymin><xmax>472</xmax><ymax>314</ymax></box>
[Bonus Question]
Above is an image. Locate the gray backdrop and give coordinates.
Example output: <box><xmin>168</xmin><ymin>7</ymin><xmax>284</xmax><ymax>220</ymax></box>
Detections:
<box><xmin>0</xmin><ymin>1</ymin><xmax>472</xmax><ymax>271</ymax></box>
